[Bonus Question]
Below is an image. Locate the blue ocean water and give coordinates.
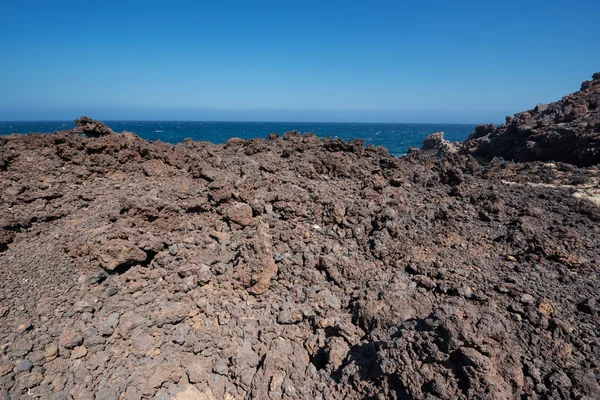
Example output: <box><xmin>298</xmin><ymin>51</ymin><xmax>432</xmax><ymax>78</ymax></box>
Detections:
<box><xmin>0</xmin><ymin>121</ymin><xmax>475</xmax><ymax>156</ymax></box>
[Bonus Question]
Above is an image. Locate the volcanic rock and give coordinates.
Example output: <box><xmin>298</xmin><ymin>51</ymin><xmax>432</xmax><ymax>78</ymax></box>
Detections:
<box><xmin>59</xmin><ymin>329</ymin><xmax>83</xmax><ymax>349</ymax></box>
<box><xmin>70</xmin><ymin>345</ymin><xmax>87</xmax><ymax>359</ymax></box>
<box><xmin>462</xmin><ymin>72</ymin><xmax>600</xmax><ymax>166</ymax></box>
<box><xmin>418</xmin><ymin>131</ymin><xmax>461</xmax><ymax>158</ymax></box>
<box><xmin>14</xmin><ymin>359</ymin><xmax>32</xmax><ymax>373</ymax></box>
<box><xmin>1</xmin><ymin>92</ymin><xmax>600</xmax><ymax>399</ymax></box>
<box><xmin>73</xmin><ymin>116</ymin><xmax>117</xmax><ymax>138</ymax></box>
<box><xmin>226</xmin><ymin>202</ymin><xmax>253</xmax><ymax>228</ymax></box>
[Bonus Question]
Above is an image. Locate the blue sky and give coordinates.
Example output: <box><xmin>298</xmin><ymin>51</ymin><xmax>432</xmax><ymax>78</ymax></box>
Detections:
<box><xmin>1</xmin><ymin>0</ymin><xmax>598</xmax><ymax>123</ymax></box>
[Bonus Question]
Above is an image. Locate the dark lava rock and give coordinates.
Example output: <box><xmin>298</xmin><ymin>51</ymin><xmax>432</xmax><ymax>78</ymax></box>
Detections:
<box><xmin>99</xmin><ymin>313</ymin><xmax>120</xmax><ymax>336</ymax></box>
<box><xmin>15</xmin><ymin>359</ymin><xmax>32</xmax><ymax>373</ymax></box>
<box><xmin>462</xmin><ymin>72</ymin><xmax>600</xmax><ymax>166</ymax></box>
<box><xmin>73</xmin><ymin>115</ymin><xmax>116</xmax><ymax>138</ymax></box>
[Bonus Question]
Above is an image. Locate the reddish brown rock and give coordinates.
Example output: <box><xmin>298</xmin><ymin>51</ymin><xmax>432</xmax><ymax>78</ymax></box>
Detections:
<box><xmin>1</xmin><ymin>98</ymin><xmax>600</xmax><ymax>400</ymax></box>
<box><xmin>70</xmin><ymin>345</ymin><xmax>87</xmax><ymax>359</ymax></box>
<box><xmin>226</xmin><ymin>202</ymin><xmax>253</xmax><ymax>228</ymax></box>
<box><xmin>59</xmin><ymin>329</ymin><xmax>83</xmax><ymax>349</ymax></box>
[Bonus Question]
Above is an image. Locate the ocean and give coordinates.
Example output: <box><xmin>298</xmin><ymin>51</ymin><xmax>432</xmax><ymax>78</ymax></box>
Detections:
<box><xmin>0</xmin><ymin>121</ymin><xmax>475</xmax><ymax>156</ymax></box>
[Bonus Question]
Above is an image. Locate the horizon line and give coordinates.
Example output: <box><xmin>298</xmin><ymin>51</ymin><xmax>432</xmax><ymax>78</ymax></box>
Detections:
<box><xmin>0</xmin><ymin>119</ymin><xmax>486</xmax><ymax>126</ymax></box>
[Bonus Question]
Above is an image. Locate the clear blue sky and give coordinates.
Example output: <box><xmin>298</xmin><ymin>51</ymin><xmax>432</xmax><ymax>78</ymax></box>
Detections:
<box><xmin>1</xmin><ymin>0</ymin><xmax>598</xmax><ymax>123</ymax></box>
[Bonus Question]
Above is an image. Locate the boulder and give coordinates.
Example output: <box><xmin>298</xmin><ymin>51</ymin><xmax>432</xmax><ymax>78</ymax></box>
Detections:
<box><xmin>418</xmin><ymin>132</ymin><xmax>460</xmax><ymax>158</ymax></box>
<box><xmin>73</xmin><ymin>116</ymin><xmax>116</xmax><ymax>138</ymax></box>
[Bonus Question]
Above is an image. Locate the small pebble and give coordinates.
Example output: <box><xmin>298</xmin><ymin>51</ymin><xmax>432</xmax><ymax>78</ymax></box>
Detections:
<box><xmin>458</xmin><ymin>284</ymin><xmax>473</xmax><ymax>298</ymax></box>
<box><xmin>59</xmin><ymin>329</ymin><xmax>83</xmax><ymax>349</ymax></box>
<box><xmin>45</xmin><ymin>344</ymin><xmax>59</xmax><ymax>361</ymax></box>
<box><xmin>16</xmin><ymin>322</ymin><xmax>33</xmax><ymax>334</ymax></box>
<box><xmin>521</xmin><ymin>294</ymin><xmax>536</xmax><ymax>304</ymax></box>
<box><xmin>15</xmin><ymin>359</ymin><xmax>32</xmax><ymax>373</ymax></box>
<box><xmin>509</xmin><ymin>303</ymin><xmax>525</xmax><ymax>314</ymax></box>
<box><xmin>71</xmin><ymin>346</ymin><xmax>87</xmax><ymax>360</ymax></box>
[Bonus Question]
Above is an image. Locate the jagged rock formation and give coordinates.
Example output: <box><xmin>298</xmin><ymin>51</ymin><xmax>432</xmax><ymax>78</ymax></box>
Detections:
<box><xmin>1</xmin><ymin>122</ymin><xmax>599</xmax><ymax>399</ymax></box>
<box><xmin>414</xmin><ymin>131</ymin><xmax>460</xmax><ymax>159</ymax></box>
<box><xmin>462</xmin><ymin>72</ymin><xmax>600</xmax><ymax>166</ymax></box>
<box><xmin>72</xmin><ymin>116</ymin><xmax>116</xmax><ymax>138</ymax></box>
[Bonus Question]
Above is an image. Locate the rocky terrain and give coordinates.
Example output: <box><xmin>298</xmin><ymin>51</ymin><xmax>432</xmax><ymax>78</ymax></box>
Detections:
<box><xmin>463</xmin><ymin>73</ymin><xmax>600</xmax><ymax>167</ymax></box>
<box><xmin>0</xmin><ymin>75</ymin><xmax>599</xmax><ymax>400</ymax></box>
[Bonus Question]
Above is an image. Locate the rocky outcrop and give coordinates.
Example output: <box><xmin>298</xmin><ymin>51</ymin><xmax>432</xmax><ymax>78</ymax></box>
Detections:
<box><xmin>72</xmin><ymin>116</ymin><xmax>116</xmax><ymax>138</ymax></box>
<box><xmin>414</xmin><ymin>131</ymin><xmax>460</xmax><ymax>158</ymax></box>
<box><xmin>462</xmin><ymin>72</ymin><xmax>600</xmax><ymax>166</ymax></box>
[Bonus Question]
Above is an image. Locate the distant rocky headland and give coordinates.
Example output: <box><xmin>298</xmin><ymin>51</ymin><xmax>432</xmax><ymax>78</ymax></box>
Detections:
<box><xmin>0</xmin><ymin>74</ymin><xmax>599</xmax><ymax>399</ymax></box>
<box><xmin>463</xmin><ymin>72</ymin><xmax>600</xmax><ymax>167</ymax></box>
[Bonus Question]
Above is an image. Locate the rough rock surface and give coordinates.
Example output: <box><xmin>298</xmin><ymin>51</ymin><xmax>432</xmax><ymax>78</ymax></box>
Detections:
<box><xmin>72</xmin><ymin>116</ymin><xmax>116</xmax><ymax>138</ymax></box>
<box><xmin>463</xmin><ymin>72</ymin><xmax>600</xmax><ymax>167</ymax></box>
<box><xmin>413</xmin><ymin>132</ymin><xmax>460</xmax><ymax>159</ymax></box>
<box><xmin>0</xmin><ymin>116</ymin><xmax>599</xmax><ymax>399</ymax></box>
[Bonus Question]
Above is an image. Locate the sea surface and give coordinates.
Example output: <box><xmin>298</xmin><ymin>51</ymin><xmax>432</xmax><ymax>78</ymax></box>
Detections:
<box><xmin>0</xmin><ymin>121</ymin><xmax>475</xmax><ymax>156</ymax></box>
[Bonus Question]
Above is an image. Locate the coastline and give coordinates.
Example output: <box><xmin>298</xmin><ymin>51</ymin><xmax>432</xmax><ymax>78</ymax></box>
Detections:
<box><xmin>0</xmin><ymin>121</ymin><xmax>476</xmax><ymax>158</ymax></box>
<box><xmin>0</xmin><ymin>75</ymin><xmax>599</xmax><ymax>399</ymax></box>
